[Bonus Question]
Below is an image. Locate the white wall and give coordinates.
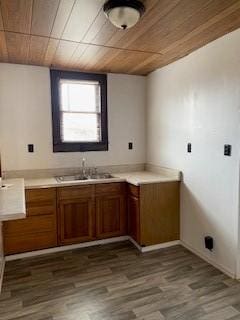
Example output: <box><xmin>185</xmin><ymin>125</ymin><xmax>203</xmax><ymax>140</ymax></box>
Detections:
<box><xmin>0</xmin><ymin>64</ymin><xmax>146</xmax><ymax>171</ymax></box>
<box><xmin>147</xmin><ymin>29</ymin><xmax>240</xmax><ymax>276</ymax></box>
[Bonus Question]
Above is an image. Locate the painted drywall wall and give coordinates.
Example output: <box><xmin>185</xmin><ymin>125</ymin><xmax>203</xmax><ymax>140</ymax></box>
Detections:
<box><xmin>0</xmin><ymin>63</ymin><xmax>146</xmax><ymax>171</ymax></box>
<box><xmin>147</xmin><ymin>29</ymin><xmax>240</xmax><ymax>276</ymax></box>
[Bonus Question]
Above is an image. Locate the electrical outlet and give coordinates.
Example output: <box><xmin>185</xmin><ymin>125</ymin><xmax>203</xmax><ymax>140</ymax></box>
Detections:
<box><xmin>224</xmin><ymin>144</ymin><xmax>231</xmax><ymax>156</ymax></box>
<box><xmin>28</xmin><ymin>144</ymin><xmax>34</xmax><ymax>153</ymax></box>
<box><xmin>128</xmin><ymin>142</ymin><xmax>133</xmax><ymax>150</ymax></box>
<box><xmin>187</xmin><ymin>143</ymin><xmax>192</xmax><ymax>153</ymax></box>
<box><xmin>205</xmin><ymin>236</ymin><xmax>213</xmax><ymax>251</ymax></box>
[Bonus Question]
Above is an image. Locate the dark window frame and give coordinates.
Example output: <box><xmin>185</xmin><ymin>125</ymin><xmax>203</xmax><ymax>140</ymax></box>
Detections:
<box><xmin>50</xmin><ymin>69</ymin><xmax>108</xmax><ymax>152</ymax></box>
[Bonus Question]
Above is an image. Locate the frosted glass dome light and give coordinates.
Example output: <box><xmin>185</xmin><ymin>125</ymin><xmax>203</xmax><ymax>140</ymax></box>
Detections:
<box><xmin>103</xmin><ymin>0</ymin><xmax>145</xmax><ymax>30</ymax></box>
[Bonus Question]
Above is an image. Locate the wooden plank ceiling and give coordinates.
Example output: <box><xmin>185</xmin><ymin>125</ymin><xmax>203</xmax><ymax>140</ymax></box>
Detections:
<box><xmin>0</xmin><ymin>0</ymin><xmax>240</xmax><ymax>75</ymax></box>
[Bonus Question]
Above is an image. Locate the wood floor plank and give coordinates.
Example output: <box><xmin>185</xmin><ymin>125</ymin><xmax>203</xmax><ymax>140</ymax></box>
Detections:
<box><xmin>1</xmin><ymin>242</ymin><xmax>240</xmax><ymax>320</ymax></box>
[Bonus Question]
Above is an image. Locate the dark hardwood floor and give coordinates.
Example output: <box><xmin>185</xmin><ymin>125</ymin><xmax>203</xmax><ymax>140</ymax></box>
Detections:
<box><xmin>1</xmin><ymin>241</ymin><xmax>240</xmax><ymax>320</ymax></box>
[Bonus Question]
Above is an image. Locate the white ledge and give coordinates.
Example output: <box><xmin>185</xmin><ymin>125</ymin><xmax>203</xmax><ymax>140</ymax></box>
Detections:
<box><xmin>0</xmin><ymin>179</ymin><xmax>26</xmax><ymax>221</ymax></box>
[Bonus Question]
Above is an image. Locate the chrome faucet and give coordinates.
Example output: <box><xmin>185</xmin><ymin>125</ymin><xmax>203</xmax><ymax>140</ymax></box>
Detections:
<box><xmin>82</xmin><ymin>158</ymin><xmax>86</xmax><ymax>177</ymax></box>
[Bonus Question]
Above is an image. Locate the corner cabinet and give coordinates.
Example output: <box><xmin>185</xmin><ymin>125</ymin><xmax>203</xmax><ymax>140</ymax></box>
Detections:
<box><xmin>128</xmin><ymin>182</ymin><xmax>180</xmax><ymax>247</ymax></box>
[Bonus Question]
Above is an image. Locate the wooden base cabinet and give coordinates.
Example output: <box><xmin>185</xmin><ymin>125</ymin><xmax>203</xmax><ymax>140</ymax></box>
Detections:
<box><xmin>128</xmin><ymin>182</ymin><xmax>180</xmax><ymax>247</ymax></box>
<box><xmin>3</xmin><ymin>181</ymin><xmax>179</xmax><ymax>254</ymax></box>
<box><xmin>57</xmin><ymin>183</ymin><xmax>126</xmax><ymax>245</ymax></box>
<box><xmin>3</xmin><ymin>188</ymin><xmax>57</xmax><ymax>255</ymax></box>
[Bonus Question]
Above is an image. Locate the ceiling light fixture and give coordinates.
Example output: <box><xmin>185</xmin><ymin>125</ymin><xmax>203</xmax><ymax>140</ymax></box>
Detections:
<box><xmin>103</xmin><ymin>0</ymin><xmax>145</xmax><ymax>30</ymax></box>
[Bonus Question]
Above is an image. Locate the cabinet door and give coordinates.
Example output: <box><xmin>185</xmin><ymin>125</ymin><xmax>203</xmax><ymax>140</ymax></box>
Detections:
<box><xmin>58</xmin><ymin>198</ymin><xmax>96</xmax><ymax>245</ymax></box>
<box><xmin>96</xmin><ymin>195</ymin><xmax>126</xmax><ymax>239</ymax></box>
<box><xmin>128</xmin><ymin>194</ymin><xmax>140</xmax><ymax>244</ymax></box>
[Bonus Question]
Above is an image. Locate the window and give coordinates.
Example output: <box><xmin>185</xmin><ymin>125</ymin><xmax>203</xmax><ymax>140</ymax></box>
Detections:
<box><xmin>50</xmin><ymin>70</ymin><xmax>108</xmax><ymax>152</ymax></box>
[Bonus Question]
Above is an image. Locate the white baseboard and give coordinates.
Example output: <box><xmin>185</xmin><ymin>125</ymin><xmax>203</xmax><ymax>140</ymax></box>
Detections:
<box><xmin>180</xmin><ymin>240</ymin><xmax>235</xmax><ymax>279</ymax></box>
<box><xmin>4</xmin><ymin>237</ymin><xmax>236</xmax><ymax>280</ymax></box>
<box><xmin>5</xmin><ymin>236</ymin><xmax>129</xmax><ymax>261</ymax></box>
<box><xmin>129</xmin><ymin>237</ymin><xmax>180</xmax><ymax>252</ymax></box>
<box><xmin>6</xmin><ymin>236</ymin><xmax>181</xmax><ymax>261</ymax></box>
<box><xmin>129</xmin><ymin>237</ymin><xmax>142</xmax><ymax>251</ymax></box>
<box><xmin>141</xmin><ymin>240</ymin><xmax>180</xmax><ymax>252</ymax></box>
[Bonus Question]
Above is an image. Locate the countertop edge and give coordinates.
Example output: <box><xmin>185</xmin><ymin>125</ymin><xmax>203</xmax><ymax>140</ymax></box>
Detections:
<box><xmin>0</xmin><ymin>179</ymin><xmax>26</xmax><ymax>222</ymax></box>
<box><xmin>24</xmin><ymin>174</ymin><xmax>180</xmax><ymax>189</ymax></box>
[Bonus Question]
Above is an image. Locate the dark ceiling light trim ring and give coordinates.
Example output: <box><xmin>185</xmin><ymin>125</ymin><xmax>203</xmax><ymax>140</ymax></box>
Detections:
<box><xmin>103</xmin><ymin>0</ymin><xmax>145</xmax><ymax>16</ymax></box>
<box><xmin>103</xmin><ymin>0</ymin><xmax>145</xmax><ymax>30</ymax></box>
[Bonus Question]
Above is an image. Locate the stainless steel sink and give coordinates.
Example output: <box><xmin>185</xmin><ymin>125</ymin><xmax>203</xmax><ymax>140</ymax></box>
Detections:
<box><xmin>90</xmin><ymin>173</ymin><xmax>113</xmax><ymax>179</ymax></box>
<box><xmin>55</xmin><ymin>175</ymin><xmax>88</xmax><ymax>182</ymax></box>
<box><xmin>55</xmin><ymin>173</ymin><xmax>114</xmax><ymax>183</ymax></box>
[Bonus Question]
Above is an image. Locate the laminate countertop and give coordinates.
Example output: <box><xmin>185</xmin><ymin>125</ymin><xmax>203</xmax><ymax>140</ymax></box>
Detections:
<box><xmin>0</xmin><ymin>179</ymin><xmax>26</xmax><ymax>221</ymax></box>
<box><xmin>24</xmin><ymin>171</ymin><xmax>181</xmax><ymax>189</ymax></box>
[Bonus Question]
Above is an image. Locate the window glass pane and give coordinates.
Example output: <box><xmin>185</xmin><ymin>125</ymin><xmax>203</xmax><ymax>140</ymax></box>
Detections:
<box><xmin>61</xmin><ymin>112</ymin><xmax>101</xmax><ymax>142</ymax></box>
<box><xmin>60</xmin><ymin>83</ymin><xmax>69</xmax><ymax>111</ymax></box>
<box><xmin>60</xmin><ymin>81</ymin><xmax>100</xmax><ymax>112</ymax></box>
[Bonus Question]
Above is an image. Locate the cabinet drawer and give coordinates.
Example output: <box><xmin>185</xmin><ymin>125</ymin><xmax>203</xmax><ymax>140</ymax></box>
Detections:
<box><xmin>128</xmin><ymin>184</ymin><xmax>139</xmax><ymax>198</ymax></box>
<box><xmin>95</xmin><ymin>182</ymin><xmax>125</xmax><ymax>195</ymax></box>
<box><xmin>57</xmin><ymin>185</ymin><xmax>94</xmax><ymax>200</ymax></box>
<box><xmin>3</xmin><ymin>215</ymin><xmax>56</xmax><ymax>236</ymax></box>
<box><xmin>26</xmin><ymin>188</ymin><xmax>56</xmax><ymax>203</ymax></box>
<box><xmin>4</xmin><ymin>232</ymin><xmax>57</xmax><ymax>255</ymax></box>
<box><xmin>26</xmin><ymin>188</ymin><xmax>56</xmax><ymax>217</ymax></box>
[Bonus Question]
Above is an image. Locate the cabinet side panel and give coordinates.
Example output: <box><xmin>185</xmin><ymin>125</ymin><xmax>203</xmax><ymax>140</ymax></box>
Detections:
<box><xmin>140</xmin><ymin>182</ymin><xmax>180</xmax><ymax>246</ymax></box>
<box><xmin>0</xmin><ymin>222</ymin><xmax>4</xmax><ymax>291</ymax></box>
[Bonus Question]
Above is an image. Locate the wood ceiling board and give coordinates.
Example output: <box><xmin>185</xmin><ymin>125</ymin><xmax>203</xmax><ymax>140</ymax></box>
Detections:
<box><xmin>52</xmin><ymin>40</ymin><xmax>78</xmax><ymax>67</ymax></box>
<box><xmin>68</xmin><ymin>42</ymin><xmax>87</xmax><ymax>68</ymax></box>
<box><xmin>31</xmin><ymin>0</ymin><xmax>59</xmax><ymax>36</ymax></box>
<box><xmin>99</xmin><ymin>49</ymin><xmax>155</xmax><ymax>74</ymax></box>
<box><xmin>161</xmin><ymin>1</ymin><xmax>240</xmax><ymax>55</ymax></box>
<box><xmin>162</xmin><ymin>5</ymin><xmax>240</xmax><ymax>64</ymax></box>
<box><xmin>62</xmin><ymin>0</ymin><xmax>105</xmax><ymax>42</ymax></box>
<box><xmin>73</xmin><ymin>46</ymin><xmax>118</xmax><ymax>73</ymax></box>
<box><xmin>51</xmin><ymin>0</ymin><xmax>75</xmax><ymax>38</ymax></box>
<box><xmin>74</xmin><ymin>44</ymin><xmax>103</xmax><ymax>70</ymax></box>
<box><xmin>128</xmin><ymin>54</ymin><xmax>164</xmax><ymax>75</ymax></box>
<box><xmin>1</xmin><ymin>0</ymin><xmax>240</xmax><ymax>75</ymax></box>
<box><xmin>0</xmin><ymin>0</ymin><xmax>33</xmax><ymax>33</ymax></box>
<box><xmin>125</xmin><ymin>0</ymin><xmax>212</xmax><ymax>52</ymax></box>
<box><xmin>0</xmin><ymin>31</ymin><xmax>8</xmax><ymax>61</ymax></box>
<box><xmin>153</xmin><ymin>0</ymin><xmax>240</xmax><ymax>55</ymax></box>
<box><xmin>43</xmin><ymin>38</ymin><xmax>59</xmax><ymax>66</ymax></box>
<box><xmin>5</xmin><ymin>32</ymin><xmax>29</xmax><ymax>64</ymax></box>
<box><xmin>28</xmin><ymin>35</ymin><xmax>49</xmax><ymax>65</ymax></box>
<box><xmin>86</xmin><ymin>14</ymin><xmax>117</xmax><ymax>46</ymax></box>
<box><xmin>82</xmin><ymin>9</ymin><xmax>107</xmax><ymax>43</ymax></box>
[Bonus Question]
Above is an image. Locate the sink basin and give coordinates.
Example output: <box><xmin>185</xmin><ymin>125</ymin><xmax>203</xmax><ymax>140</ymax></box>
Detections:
<box><xmin>55</xmin><ymin>175</ymin><xmax>88</xmax><ymax>182</ymax></box>
<box><xmin>55</xmin><ymin>173</ymin><xmax>114</xmax><ymax>183</ymax></box>
<box><xmin>90</xmin><ymin>173</ymin><xmax>113</xmax><ymax>179</ymax></box>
